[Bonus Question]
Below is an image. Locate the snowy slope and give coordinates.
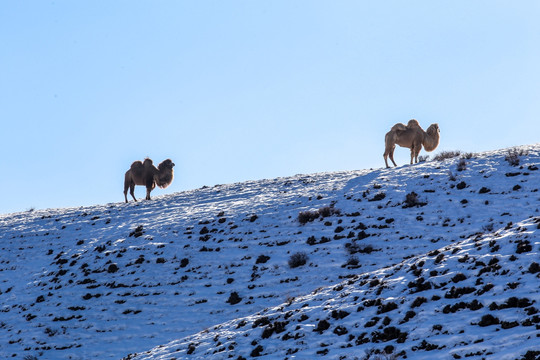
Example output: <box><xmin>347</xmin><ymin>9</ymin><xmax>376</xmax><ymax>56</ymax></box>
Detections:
<box><xmin>0</xmin><ymin>145</ymin><xmax>538</xmax><ymax>360</ymax></box>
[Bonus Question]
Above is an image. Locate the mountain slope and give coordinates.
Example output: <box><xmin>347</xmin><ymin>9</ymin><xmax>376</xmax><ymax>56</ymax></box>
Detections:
<box><xmin>0</xmin><ymin>145</ymin><xmax>538</xmax><ymax>360</ymax></box>
<box><xmin>130</xmin><ymin>216</ymin><xmax>539</xmax><ymax>360</ymax></box>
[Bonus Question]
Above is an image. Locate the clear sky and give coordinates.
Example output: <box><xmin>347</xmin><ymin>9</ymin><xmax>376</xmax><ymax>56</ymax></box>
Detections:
<box><xmin>1</xmin><ymin>1</ymin><xmax>539</xmax><ymax>215</ymax></box>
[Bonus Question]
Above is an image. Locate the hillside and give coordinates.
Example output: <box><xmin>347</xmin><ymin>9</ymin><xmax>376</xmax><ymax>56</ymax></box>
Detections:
<box><xmin>0</xmin><ymin>145</ymin><xmax>539</xmax><ymax>360</ymax></box>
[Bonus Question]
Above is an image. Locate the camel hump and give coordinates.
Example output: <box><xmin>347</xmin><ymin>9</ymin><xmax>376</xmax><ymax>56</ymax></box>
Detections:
<box><xmin>391</xmin><ymin>123</ymin><xmax>408</xmax><ymax>132</ymax></box>
<box><xmin>130</xmin><ymin>160</ymin><xmax>145</xmax><ymax>176</ymax></box>
<box><xmin>130</xmin><ymin>160</ymin><xmax>143</xmax><ymax>170</ymax></box>
<box><xmin>143</xmin><ymin>158</ymin><xmax>154</xmax><ymax>167</ymax></box>
<box><xmin>407</xmin><ymin>119</ymin><xmax>421</xmax><ymax>128</ymax></box>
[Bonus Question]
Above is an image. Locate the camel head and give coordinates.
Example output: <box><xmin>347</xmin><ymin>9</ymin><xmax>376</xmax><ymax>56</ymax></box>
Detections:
<box><xmin>423</xmin><ymin>124</ymin><xmax>440</xmax><ymax>152</ymax></box>
<box><xmin>426</xmin><ymin>123</ymin><xmax>439</xmax><ymax>135</ymax></box>
<box><xmin>156</xmin><ymin>159</ymin><xmax>175</xmax><ymax>189</ymax></box>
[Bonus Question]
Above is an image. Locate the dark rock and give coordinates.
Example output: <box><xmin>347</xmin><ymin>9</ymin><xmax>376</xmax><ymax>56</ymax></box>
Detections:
<box><xmin>372</xmin><ymin>326</ymin><xmax>408</xmax><ymax>343</ymax></box>
<box><xmin>250</xmin><ymin>345</ymin><xmax>263</xmax><ymax>357</ymax></box>
<box><xmin>529</xmin><ymin>262</ymin><xmax>540</xmax><ymax>274</ymax></box>
<box><xmin>333</xmin><ymin>325</ymin><xmax>348</xmax><ymax>336</ymax></box>
<box><xmin>378</xmin><ymin>302</ymin><xmax>398</xmax><ymax>314</ymax></box>
<box><xmin>331</xmin><ymin>310</ymin><xmax>350</xmax><ymax>320</ymax></box>
<box><xmin>107</xmin><ymin>263</ymin><xmax>119</xmax><ymax>273</ymax></box>
<box><xmin>478</xmin><ymin>314</ymin><xmax>499</xmax><ymax>327</ymax></box>
<box><xmin>313</xmin><ymin>319</ymin><xmax>331</xmax><ymax>333</ymax></box>
<box><xmin>445</xmin><ymin>286</ymin><xmax>476</xmax><ymax>299</ymax></box>
<box><xmin>226</xmin><ymin>292</ymin><xmax>242</xmax><ymax>305</ymax></box>
<box><xmin>180</xmin><ymin>258</ymin><xmax>189</xmax><ymax>268</ymax></box>
<box><xmin>456</xmin><ymin>181</ymin><xmax>467</xmax><ymax>190</ymax></box>
<box><xmin>256</xmin><ymin>255</ymin><xmax>270</xmax><ymax>264</ymax></box>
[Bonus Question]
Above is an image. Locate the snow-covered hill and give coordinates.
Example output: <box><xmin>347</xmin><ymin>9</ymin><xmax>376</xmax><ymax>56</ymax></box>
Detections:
<box><xmin>1</xmin><ymin>145</ymin><xmax>538</xmax><ymax>360</ymax></box>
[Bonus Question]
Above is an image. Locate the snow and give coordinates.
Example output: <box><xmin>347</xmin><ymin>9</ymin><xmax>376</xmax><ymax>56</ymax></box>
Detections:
<box><xmin>0</xmin><ymin>144</ymin><xmax>539</xmax><ymax>360</ymax></box>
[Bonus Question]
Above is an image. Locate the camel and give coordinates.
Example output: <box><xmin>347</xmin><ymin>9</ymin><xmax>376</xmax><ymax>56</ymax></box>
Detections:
<box><xmin>124</xmin><ymin>158</ymin><xmax>175</xmax><ymax>202</ymax></box>
<box><xmin>383</xmin><ymin>119</ymin><xmax>440</xmax><ymax>168</ymax></box>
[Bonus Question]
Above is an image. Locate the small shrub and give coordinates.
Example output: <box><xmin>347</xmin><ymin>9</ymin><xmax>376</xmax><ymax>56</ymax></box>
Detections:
<box><xmin>369</xmin><ymin>192</ymin><xmax>386</xmax><ymax>202</ymax></box>
<box><xmin>129</xmin><ymin>225</ymin><xmax>145</xmax><ymax>238</ymax></box>
<box><xmin>433</xmin><ymin>151</ymin><xmax>462</xmax><ymax>161</ymax></box>
<box><xmin>456</xmin><ymin>159</ymin><xmax>467</xmax><ymax>171</ymax></box>
<box><xmin>346</xmin><ymin>241</ymin><xmax>375</xmax><ymax>254</ymax></box>
<box><xmin>319</xmin><ymin>206</ymin><xmax>341</xmax><ymax>218</ymax></box>
<box><xmin>403</xmin><ymin>192</ymin><xmax>426</xmax><ymax>208</ymax></box>
<box><xmin>418</xmin><ymin>155</ymin><xmax>429</xmax><ymax>163</ymax></box>
<box><xmin>344</xmin><ymin>255</ymin><xmax>360</xmax><ymax>268</ymax></box>
<box><xmin>505</xmin><ymin>148</ymin><xmax>528</xmax><ymax>166</ymax></box>
<box><xmin>298</xmin><ymin>210</ymin><xmax>318</xmax><ymax>224</ymax></box>
<box><xmin>298</xmin><ymin>206</ymin><xmax>340</xmax><ymax>225</ymax></box>
<box><xmin>288</xmin><ymin>252</ymin><xmax>309</xmax><ymax>268</ymax></box>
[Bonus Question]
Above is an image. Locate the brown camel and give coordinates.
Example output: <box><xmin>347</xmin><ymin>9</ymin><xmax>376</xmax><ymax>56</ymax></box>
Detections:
<box><xmin>124</xmin><ymin>158</ymin><xmax>175</xmax><ymax>202</ymax></box>
<box><xmin>383</xmin><ymin>119</ymin><xmax>440</xmax><ymax>168</ymax></box>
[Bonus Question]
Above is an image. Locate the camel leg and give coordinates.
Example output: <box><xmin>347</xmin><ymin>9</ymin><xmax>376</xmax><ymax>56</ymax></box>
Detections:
<box><xmin>410</xmin><ymin>146</ymin><xmax>416</xmax><ymax>165</ymax></box>
<box><xmin>384</xmin><ymin>145</ymin><xmax>397</xmax><ymax>168</ymax></box>
<box><xmin>130</xmin><ymin>184</ymin><xmax>137</xmax><ymax>202</ymax></box>
<box><xmin>146</xmin><ymin>187</ymin><xmax>152</xmax><ymax>201</ymax></box>
<box><xmin>389</xmin><ymin>147</ymin><xmax>397</xmax><ymax>167</ymax></box>
<box><xmin>413</xmin><ymin>144</ymin><xmax>423</xmax><ymax>164</ymax></box>
<box><xmin>384</xmin><ymin>133</ymin><xmax>392</xmax><ymax>168</ymax></box>
<box><xmin>124</xmin><ymin>176</ymin><xmax>130</xmax><ymax>203</ymax></box>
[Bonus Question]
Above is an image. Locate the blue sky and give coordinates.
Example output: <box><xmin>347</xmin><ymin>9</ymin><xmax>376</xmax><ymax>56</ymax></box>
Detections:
<box><xmin>1</xmin><ymin>1</ymin><xmax>539</xmax><ymax>214</ymax></box>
